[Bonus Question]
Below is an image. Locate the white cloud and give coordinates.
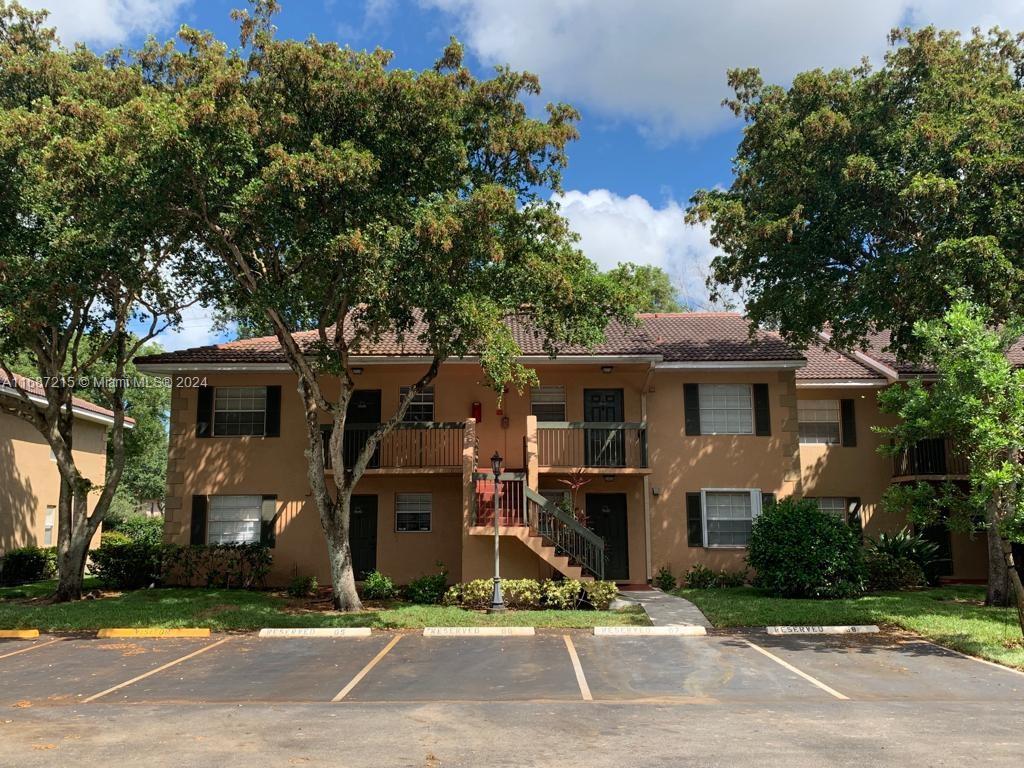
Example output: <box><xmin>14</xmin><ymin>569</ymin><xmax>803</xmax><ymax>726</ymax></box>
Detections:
<box><xmin>22</xmin><ymin>0</ymin><xmax>192</xmax><ymax>47</ymax></box>
<box><xmin>555</xmin><ymin>189</ymin><xmax>720</xmax><ymax>308</ymax></box>
<box><xmin>156</xmin><ymin>302</ymin><xmax>231</xmax><ymax>352</ymax></box>
<box><xmin>424</xmin><ymin>0</ymin><xmax>1024</xmax><ymax>141</ymax></box>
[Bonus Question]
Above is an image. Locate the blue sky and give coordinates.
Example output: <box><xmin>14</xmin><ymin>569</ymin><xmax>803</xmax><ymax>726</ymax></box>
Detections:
<box><xmin>26</xmin><ymin>0</ymin><xmax>1024</xmax><ymax>349</ymax></box>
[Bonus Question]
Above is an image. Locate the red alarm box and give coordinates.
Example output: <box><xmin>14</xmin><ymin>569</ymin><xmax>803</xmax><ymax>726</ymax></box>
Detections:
<box><xmin>471</xmin><ymin>401</ymin><xmax>482</xmax><ymax>422</ymax></box>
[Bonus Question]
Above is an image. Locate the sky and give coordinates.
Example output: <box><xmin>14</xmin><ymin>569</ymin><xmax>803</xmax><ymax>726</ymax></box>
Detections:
<box><xmin>24</xmin><ymin>0</ymin><xmax>1024</xmax><ymax>350</ymax></box>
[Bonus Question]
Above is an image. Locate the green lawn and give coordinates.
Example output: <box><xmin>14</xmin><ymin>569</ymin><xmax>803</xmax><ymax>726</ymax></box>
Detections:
<box><xmin>677</xmin><ymin>585</ymin><xmax>1024</xmax><ymax>670</ymax></box>
<box><xmin>0</xmin><ymin>581</ymin><xmax>649</xmax><ymax>631</ymax></box>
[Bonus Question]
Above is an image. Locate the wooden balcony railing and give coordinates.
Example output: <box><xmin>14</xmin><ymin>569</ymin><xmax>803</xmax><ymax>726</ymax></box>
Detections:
<box><xmin>893</xmin><ymin>438</ymin><xmax>969</xmax><ymax>478</ymax></box>
<box><xmin>536</xmin><ymin>422</ymin><xmax>648</xmax><ymax>468</ymax></box>
<box><xmin>322</xmin><ymin>422</ymin><xmax>466</xmax><ymax>470</ymax></box>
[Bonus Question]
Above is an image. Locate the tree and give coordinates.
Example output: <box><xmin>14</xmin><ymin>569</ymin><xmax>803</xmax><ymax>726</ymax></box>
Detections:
<box><xmin>0</xmin><ymin>2</ymin><xmax>192</xmax><ymax>600</ymax></box>
<box><xmin>688</xmin><ymin>27</ymin><xmax>1024</xmax><ymax>357</ymax></box>
<box><xmin>605</xmin><ymin>263</ymin><xmax>687</xmax><ymax>313</ymax></box>
<box><xmin>877</xmin><ymin>302</ymin><xmax>1024</xmax><ymax>629</ymax></box>
<box><xmin>152</xmin><ymin>2</ymin><xmax>635</xmax><ymax>610</ymax></box>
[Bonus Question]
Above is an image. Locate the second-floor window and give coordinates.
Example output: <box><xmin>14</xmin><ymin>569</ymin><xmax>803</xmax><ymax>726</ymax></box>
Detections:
<box><xmin>698</xmin><ymin>384</ymin><xmax>753</xmax><ymax>435</ymax></box>
<box><xmin>798</xmin><ymin>399</ymin><xmax>840</xmax><ymax>444</ymax></box>
<box><xmin>531</xmin><ymin>385</ymin><xmax>566</xmax><ymax>422</ymax></box>
<box><xmin>400</xmin><ymin>386</ymin><xmax>435</xmax><ymax>422</ymax></box>
<box><xmin>214</xmin><ymin>386</ymin><xmax>267</xmax><ymax>436</ymax></box>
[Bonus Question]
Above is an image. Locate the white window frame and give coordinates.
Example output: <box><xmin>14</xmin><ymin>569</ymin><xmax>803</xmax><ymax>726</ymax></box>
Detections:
<box><xmin>698</xmin><ymin>384</ymin><xmax>754</xmax><ymax>435</ymax></box>
<box><xmin>798</xmin><ymin>399</ymin><xmax>841</xmax><ymax>445</ymax></box>
<box><xmin>815</xmin><ymin>497</ymin><xmax>849</xmax><ymax>518</ymax></box>
<box><xmin>213</xmin><ymin>386</ymin><xmax>267</xmax><ymax>437</ymax></box>
<box><xmin>395</xmin><ymin>492</ymin><xmax>432</xmax><ymax>533</ymax></box>
<box><xmin>207</xmin><ymin>495</ymin><xmax>262</xmax><ymax>545</ymax></box>
<box><xmin>43</xmin><ymin>505</ymin><xmax>56</xmax><ymax>546</ymax></box>
<box><xmin>701</xmin><ymin>488</ymin><xmax>763</xmax><ymax>549</ymax></box>
<box><xmin>531</xmin><ymin>385</ymin><xmax>566</xmax><ymax>422</ymax></box>
<box><xmin>399</xmin><ymin>385</ymin><xmax>435</xmax><ymax>422</ymax></box>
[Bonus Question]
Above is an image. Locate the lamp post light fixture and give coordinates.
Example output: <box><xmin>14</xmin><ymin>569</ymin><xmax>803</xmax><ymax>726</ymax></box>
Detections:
<box><xmin>488</xmin><ymin>450</ymin><xmax>507</xmax><ymax>613</ymax></box>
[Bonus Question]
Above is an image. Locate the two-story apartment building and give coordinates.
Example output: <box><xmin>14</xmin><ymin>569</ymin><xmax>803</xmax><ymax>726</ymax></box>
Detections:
<box><xmin>0</xmin><ymin>373</ymin><xmax>126</xmax><ymax>554</ymax></box>
<box><xmin>135</xmin><ymin>313</ymin><xmax>990</xmax><ymax>587</ymax></box>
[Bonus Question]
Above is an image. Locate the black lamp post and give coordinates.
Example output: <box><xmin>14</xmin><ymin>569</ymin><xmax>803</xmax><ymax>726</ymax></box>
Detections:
<box><xmin>488</xmin><ymin>450</ymin><xmax>506</xmax><ymax>613</ymax></box>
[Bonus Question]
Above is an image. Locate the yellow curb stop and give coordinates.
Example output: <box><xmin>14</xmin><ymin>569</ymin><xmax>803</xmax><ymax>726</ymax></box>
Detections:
<box><xmin>96</xmin><ymin>628</ymin><xmax>210</xmax><ymax>638</ymax></box>
<box><xmin>0</xmin><ymin>629</ymin><xmax>40</xmax><ymax>640</ymax></box>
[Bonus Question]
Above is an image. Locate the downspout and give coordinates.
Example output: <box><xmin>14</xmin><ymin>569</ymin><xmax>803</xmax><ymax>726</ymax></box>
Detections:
<box><xmin>642</xmin><ymin>361</ymin><xmax>654</xmax><ymax>583</ymax></box>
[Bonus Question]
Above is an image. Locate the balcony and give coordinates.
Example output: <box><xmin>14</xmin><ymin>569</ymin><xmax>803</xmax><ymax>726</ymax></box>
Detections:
<box><xmin>322</xmin><ymin>422</ymin><xmax>467</xmax><ymax>472</ymax></box>
<box><xmin>535</xmin><ymin>422</ymin><xmax>648</xmax><ymax>470</ymax></box>
<box><xmin>892</xmin><ymin>438</ymin><xmax>969</xmax><ymax>479</ymax></box>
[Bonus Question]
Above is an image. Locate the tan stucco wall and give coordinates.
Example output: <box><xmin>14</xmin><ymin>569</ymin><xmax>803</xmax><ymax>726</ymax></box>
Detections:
<box><xmin>0</xmin><ymin>410</ymin><xmax>108</xmax><ymax>553</ymax></box>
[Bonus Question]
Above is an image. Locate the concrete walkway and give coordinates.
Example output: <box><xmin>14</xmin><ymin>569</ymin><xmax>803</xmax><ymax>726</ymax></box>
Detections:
<box><xmin>617</xmin><ymin>589</ymin><xmax>713</xmax><ymax>628</ymax></box>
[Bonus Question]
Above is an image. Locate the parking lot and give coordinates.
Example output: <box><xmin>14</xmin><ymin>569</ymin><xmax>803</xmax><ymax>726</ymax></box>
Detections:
<box><xmin>1</xmin><ymin>629</ymin><xmax>1020</xmax><ymax>707</ymax></box>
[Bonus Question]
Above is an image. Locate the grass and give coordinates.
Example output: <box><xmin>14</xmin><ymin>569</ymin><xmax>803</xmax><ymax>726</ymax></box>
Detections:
<box><xmin>677</xmin><ymin>585</ymin><xmax>1024</xmax><ymax>670</ymax></box>
<box><xmin>0</xmin><ymin>580</ymin><xmax>649</xmax><ymax>631</ymax></box>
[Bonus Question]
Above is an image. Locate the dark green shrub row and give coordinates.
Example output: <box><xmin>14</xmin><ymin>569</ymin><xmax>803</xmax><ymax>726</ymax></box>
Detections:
<box><xmin>443</xmin><ymin>578</ymin><xmax>619</xmax><ymax>610</ymax></box>
<box><xmin>88</xmin><ymin>540</ymin><xmax>272</xmax><ymax>591</ymax></box>
<box><xmin>0</xmin><ymin>546</ymin><xmax>57</xmax><ymax>585</ymax></box>
<box><xmin>682</xmin><ymin>564</ymin><xmax>748</xmax><ymax>589</ymax></box>
<box><xmin>403</xmin><ymin>565</ymin><xmax>449</xmax><ymax>604</ymax></box>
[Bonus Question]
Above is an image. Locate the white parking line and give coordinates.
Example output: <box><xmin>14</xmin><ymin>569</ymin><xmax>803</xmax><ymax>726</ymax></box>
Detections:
<box><xmin>563</xmin><ymin>635</ymin><xmax>593</xmax><ymax>701</ymax></box>
<box><xmin>83</xmin><ymin>637</ymin><xmax>231</xmax><ymax>703</ymax></box>
<box><xmin>742</xmin><ymin>639</ymin><xmax>849</xmax><ymax>700</ymax></box>
<box><xmin>904</xmin><ymin>638</ymin><xmax>1024</xmax><ymax>678</ymax></box>
<box><xmin>0</xmin><ymin>637</ymin><xmax>62</xmax><ymax>660</ymax></box>
<box><xmin>332</xmin><ymin>635</ymin><xmax>402</xmax><ymax>702</ymax></box>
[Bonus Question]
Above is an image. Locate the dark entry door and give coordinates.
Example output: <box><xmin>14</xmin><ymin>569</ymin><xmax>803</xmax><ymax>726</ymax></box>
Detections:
<box><xmin>344</xmin><ymin>390</ymin><xmax>382</xmax><ymax>469</ymax></box>
<box><xmin>586</xmin><ymin>493</ymin><xmax>629</xmax><ymax>581</ymax></box>
<box><xmin>584</xmin><ymin>389</ymin><xmax>625</xmax><ymax>466</ymax></box>
<box><xmin>350</xmin><ymin>495</ymin><xmax>378</xmax><ymax>579</ymax></box>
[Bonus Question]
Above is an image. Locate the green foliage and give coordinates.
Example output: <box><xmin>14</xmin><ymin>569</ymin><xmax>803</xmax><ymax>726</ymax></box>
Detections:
<box><xmin>682</xmin><ymin>564</ymin><xmax>748</xmax><ymax>589</ymax></box>
<box><xmin>90</xmin><ymin>540</ymin><xmax>163</xmax><ymax>591</ymax></box>
<box><xmin>864</xmin><ymin>551</ymin><xmax>926</xmax><ymax>592</ymax></box>
<box><xmin>287</xmin><ymin>575</ymin><xmax>318</xmax><ymax>598</ymax></box>
<box><xmin>0</xmin><ymin>546</ymin><xmax>56</xmax><ymax>585</ymax></box>
<box><xmin>747</xmin><ymin>497</ymin><xmax>865</xmax><ymax>599</ymax></box>
<box><xmin>868</xmin><ymin>528</ymin><xmax>942</xmax><ymax>582</ymax></box>
<box><xmin>653</xmin><ymin>566</ymin><xmax>677</xmax><ymax>591</ymax></box>
<box><xmin>442</xmin><ymin>578</ymin><xmax>618</xmax><ymax>610</ymax></box>
<box><xmin>106</xmin><ymin>514</ymin><xmax>163</xmax><ymax>547</ymax></box>
<box><xmin>361</xmin><ymin>570</ymin><xmax>396</xmax><ymax>600</ymax></box>
<box><xmin>581</xmin><ymin>580</ymin><xmax>619</xmax><ymax>610</ymax></box>
<box><xmin>403</xmin><ymin>564</ymin><xmax>449</xmax><ymax>605</ymax></box>
<box><xmin>688</xmin><ymin>27</ymin><xmax>1024</xmax><ymax>355</ymax></box>
<box><xmin>161</xmin><ymin>544</ymin><xmax>272</xmax><ymax>590</ymax></box>
<box><xmin>605</xmin><ymin>263</ymin><xmax>687</xmax><ymax>313</ymax></box>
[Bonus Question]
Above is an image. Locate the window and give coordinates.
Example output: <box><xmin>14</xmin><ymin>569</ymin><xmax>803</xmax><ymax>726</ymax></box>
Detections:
<box><xmin>43</xmin><ymin>505</ymin><xmax>55</xmax><ymax>546</ymax></box>
<box><xmin>698</xmin><ymin>384</ymin><xmax>753</xmax><ymax>435</ymax></box>
<box><xmin>816</xmin><ymin>497</ymin><xmax>848</xmax><ymax>518</ymax></box>
<box><xmin>531</xmin><ymin>385</ymin><xmax>566</xmax><ymax>422</ymax></box>
<box><xmin>798</xmin><ymin>399</ymin><xmax>841</xmax><ymax>444</ymax></box>
<box><xmin>396</xmin><ymin>493</ymin><xmax>431</xmax><ymax>532</ymax></box>
<box><xmin>399</xmin><ymin>386</ymin><xmax>435</xmax><ymax>422</ymax></box>
<box><xmin>207</xmin><ymin>495</ymin><xmax>262</xmax><ymax>544</ymax></box>
<box><xmin>702</xmin><ymin>489</ymin><xmax>761</xmax><ymax>547</ymax></box>
<box><xmin>213</xmin><ymin>386</ymin><xmax>267</xmax><ymax>436</ymax></box>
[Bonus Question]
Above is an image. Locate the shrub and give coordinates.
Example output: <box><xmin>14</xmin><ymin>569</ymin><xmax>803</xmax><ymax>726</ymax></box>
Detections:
<box><xmin>541</xmin><ymin>578</ymin><xmax>585</xmax><ymax>609</ymax></box>
<box><xmin>864</xmin><ymin>551</ymin><xmax>925</xmax><ymax>591</ymax></box>
<box><xmin>0</xmin><ymin>546</ymin><xmax>56</xmax><ymax>585</ymax></box>
<box><xmin>361</xmin><ymin>570</ymin><xmax>396</xmax><ymax>600</ymax></box>
<box><xmin>715</xmin><ymin>569</ymin><xmax>748</xmax><ymax>588</ymax></box>
<box><xmin>869</xmin><ymin>528</ymin><xmax>943</xmax><ymax>585</ymax></box>
<box><xmin>683</xmin><ymin>564</ymin><xmax>717</xmax><ymax>589</ymax></box>
<box><xmin>581</xmin><ymin>580</ymin><xmax>618</xmax><ymax>610</ymax></box>
<box><xmin>653</xmin><ymin>566</ymin><xmax>677</xmax><ymax>592</ymax></box>
<box><xmin>161</xmin><ymin>543</ymin><xmax>272</xmax><ymax>589</ymax></box>
<box><xmin>90</xmin><ymin>539</ymin><xmax>163</xmax><ymax>590</ymax></box>
<box><xmin>747</xmin><ymin>497</ymin><xmax>865</xmax><ymax>599</ymax></box>
<box><xmin>107</xmin><ymin>514</ymin><xmax>163</xmax><ymax>547</ymax></box>
<box><xmin>404</xmin><ymin>564</ymin><xmax>448</xmax><ymax>604</ymax></box>
<box><xmin>287</xmin><ymin>575</ymin><xmax>318</xmax><ymax>598</ymax></box>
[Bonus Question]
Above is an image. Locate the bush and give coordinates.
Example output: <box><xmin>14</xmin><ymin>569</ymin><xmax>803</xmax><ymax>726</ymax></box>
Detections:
<box><xmin>90</xmin><ymin>539</ymin><xmax>163</xmax><ymax>590</ymax></box>
<box><xmin>865</xmin><ymin>551</ymin><xmax>925</xmax><ymax>591</ymax></box>
<box><xmin>361</xmin><ymin>570</ymin><xmax>396</xmax><ymax>600</ymax></box>
<box><xmin>106</xmin><ymin>514</ymin><xmax>163</xmax><ymax>547</ymax></box>
<box><xmin>747</xmin><ymin>497</ymin><xmax>865</xmax><ymax>599</ymax></box>
<box><xmin>581</xmin><ymin>580</ymin><xmax>619</xmax><ymax>610</ymax></box>
<box><xmin>682</xmin><ymin>564</ymin><xmax>747</xmax><ymax>589</ymax></box>
<box><xmin>0</xmin><ymin>546</ymin><xmax>56</xmax><ymax>585</ymax></box>
<box><xmin>404</xmin><ymin>564</ymin><xmax>448</xmax><ymax>604</ymax></box>
<box><xmin>442</xmin><ymin>578</ymin><xmax>618</xmax><ymax>610</ymax></box>
<box><xmin>869</xmin><ymin>528</ymin><xmax>943</xmax><ymax>585</ymax></box>
<box><xmin>653</xmin><ymin>566</ymin><xmax>677</xmax><ymax>592</ymax></box>
<box><xmin>287</xmin><ymin>575</ymin><xmax>318</xmax><ymax>598</ymax></box>
<box><xmin>541</xmin><ymin>578</ymin><xmax>585</xmax><ymax>609</ymax></box>
<box><xmin>161</xmin><ymin>543</ymin><xmax>272</xmax><ymax>589</ymax></box>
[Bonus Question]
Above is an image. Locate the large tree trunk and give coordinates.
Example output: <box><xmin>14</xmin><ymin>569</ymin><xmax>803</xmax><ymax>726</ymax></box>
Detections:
<box><xmin>325</xmin><ymin>493</ymin><xmax>361</xmax><ymax>612</ymax></box>
<box><xmin>52</xmin><ymin>485</ymin><xmax>95</xmax><ymax>603</ymax></box>
<box><xmin>1000</xmin><ymin>539</ymin><xmax>1024</xmax><ymax>636</ymax></box>
<box><xmin>986</xmin><ymin>507</ymin><xmax>1011</xmax><ymax>606</ymax></box>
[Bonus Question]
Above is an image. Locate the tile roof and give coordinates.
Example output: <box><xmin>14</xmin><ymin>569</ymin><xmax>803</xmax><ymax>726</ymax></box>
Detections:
<box><xmin>134</xmin><ymin>312</ymin><xmax>806</xmax><ymax>366</ymax></box>
<box><xmin>0</xmin><ymin>372</ymin><xmax>134</xmax><ymax>424</ymax></box>
<box><xmin>798</xmin><ymin>344</ymin><xmax>885</xmax><ymax>381</ymax></box>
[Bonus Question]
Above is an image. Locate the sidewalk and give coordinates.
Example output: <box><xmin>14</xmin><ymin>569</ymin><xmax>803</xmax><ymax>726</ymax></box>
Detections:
<box><xmin>617</xmin><ymin>589</ymin><xmax>713</xmax><ymax>628</ymax></box>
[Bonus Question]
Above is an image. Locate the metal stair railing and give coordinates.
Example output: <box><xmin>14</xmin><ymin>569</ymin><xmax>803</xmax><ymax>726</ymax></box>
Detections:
<box><xmin>523</xmin><ymin>487</ymin><xmax>605</xmax><ymax>581</ymax></box>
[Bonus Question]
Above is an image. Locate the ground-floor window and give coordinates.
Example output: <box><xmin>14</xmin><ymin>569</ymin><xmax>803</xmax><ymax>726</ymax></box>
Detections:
<box><xmin>701</xmin><ymin>489</ymin><xmax>763</xmax><ymax>548</ymax></box>
<box><xmin>814</xmin><ymin>496</ymin><xmax>848</xmax><ymax>517</ymax></box>
<box><xmin>395</xmin><ymin>492</ymin><xmax>432</xmax><ymax>532</ymax></box>
<box><xmin>207</xmin><ymin>495</ymin><xmax>262</xmax><ymax>544</ymax></box>
<box><xmin>43</xmin><ymin>505</ymin><xmax>55</xmax><ymax>546</ymax></box>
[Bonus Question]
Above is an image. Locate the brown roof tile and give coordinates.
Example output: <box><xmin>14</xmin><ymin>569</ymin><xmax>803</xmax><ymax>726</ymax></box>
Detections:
<box><xmin>797</xmin><ymin>343</ymin><xmax>885</xmax><ymax>381</ymax></box>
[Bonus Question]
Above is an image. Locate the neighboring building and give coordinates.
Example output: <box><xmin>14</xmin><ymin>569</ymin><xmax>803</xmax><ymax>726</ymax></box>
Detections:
<box><xmin>0</xmin><ymin>374</ymin><xmax>130</xmax><ymax>554</ymax></box>
<box><xmin>134</xmin><ymin>313</ymin><xmax>992</xmax><ymax>586</ymax></box>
